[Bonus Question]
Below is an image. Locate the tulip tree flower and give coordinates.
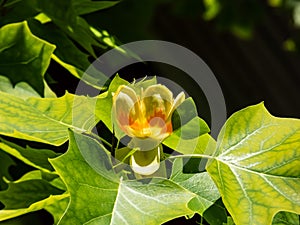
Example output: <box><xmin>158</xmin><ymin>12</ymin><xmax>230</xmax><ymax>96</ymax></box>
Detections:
<box><xmin>112</xmin><ymin>83</ymin><xmax>185</xmax><ymax>175</ymax></box>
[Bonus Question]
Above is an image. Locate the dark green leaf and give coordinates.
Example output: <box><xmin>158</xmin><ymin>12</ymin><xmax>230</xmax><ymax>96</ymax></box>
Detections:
<box><xmin>0</xmin><ymin>194</ymin><xmax>69</xmax><ymax>222</ymax></box>
<box><xmin>72</xmin><ymin>0</ymin><xmax>119</xmax><ymax>15</ymax></box>
<box><xmin>0</xmin><ymin>0</ymin><xmax>39</xmax><ymax>27</ymax></box>
<box><xmin>203</xmin><ymin>199</ymin><xmax>228</xmax><ymax>225</ymax></box>
<box><xmin>0</xmin><ymin>21</ymin><xmax>55</xmax><ymax>96</ymax></box>
<box><xmin>0</xmin><ymin>138</ymin><xmax>58</xmax><ymax>172</ymax></box>
<box><xmin>28</xmin><ymin>19</ymin><xmax>109</xmax><ymax>89</ymax></box>
<box><xmin>273</xmin><ymin>212</ymin><xmax>299</xmax><ymax>225</ymax></box>
<box><xmin>0</xmin><ymin>151</ymin><xmax>15</xmax><ymax>190</ymax></box>
<box><xmin>223</xmin><ymin>216</ymin><xmax>235</xmax><ymax>225</ymax></box>
<box><xmin>0</xmin><ymin>180</ymin><xmax>63</xmax><ymax>209</ymax></box>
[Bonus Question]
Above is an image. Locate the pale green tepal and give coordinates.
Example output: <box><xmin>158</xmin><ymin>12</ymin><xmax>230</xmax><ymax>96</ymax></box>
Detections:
<box><xmin>112</xmin><ymin>83</ymin><xmax>185</xmax><ymax>175</ymax></box>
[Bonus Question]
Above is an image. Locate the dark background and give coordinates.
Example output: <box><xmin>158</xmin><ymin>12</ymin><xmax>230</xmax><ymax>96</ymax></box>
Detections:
<box><xmin>85</xmin><ymin>0</ymin><xmax>300</xmax><ymax>121</ymax></box>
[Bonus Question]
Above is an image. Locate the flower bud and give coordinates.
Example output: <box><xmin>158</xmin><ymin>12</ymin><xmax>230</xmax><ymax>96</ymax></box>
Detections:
<box><xmin>112</xmin><ymin>83</ymin><xmax>185</xmax><ymax>175</ymax></box>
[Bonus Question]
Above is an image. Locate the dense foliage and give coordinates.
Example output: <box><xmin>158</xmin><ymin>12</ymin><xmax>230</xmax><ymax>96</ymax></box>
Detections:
<box><xmin>0</xmin><ymin>0</ymin><xmax>299</xmax><ymax>225</ymax></box>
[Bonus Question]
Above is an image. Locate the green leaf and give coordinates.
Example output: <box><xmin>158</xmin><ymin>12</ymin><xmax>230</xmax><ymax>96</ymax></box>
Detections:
<box><xmin>0</xmin><ymin>194</ymin><xmax>69</xmax><ymax>222</ymax></box>
<box><xmin>203</xmin><ymin>0</ymin><xmax>221</xmax><ymax>20</ymax></box>
<box><xmin>164</xmin><ymin>133</ymin><xmax>216</xmax><ymax>155</ymax></box>
<box><xmin>0</xmin><ymin>21</ymin><xmax>55</xmax><ymax>96</ymax></box>
<box><xmin>96</xmin><ymin>74</ymin><xmax>129</xmax><ymax>132</ymax></box>
<box><xmin>0</xmin><ymin>75</ymin><xmax>40</xmax><ymax>99</ymax></box>
<box><xmin>115</xmin><ymin>147</ymin><xmax>137</xmax><ymax>164</ymax></box>
<box><xmin>0</xmin><ymin>92</ymin><xmax>99</xmax><ymax>145</ymax></box>
<box><xmin>0</xmin><ymin>169</ymin><xmax>68</xmax><ymax>223</ymax></box>
<box><xmin>170</xmin><ymin>159</ymin><xmax>220</xmax><ymax>215</ymax></box>
<box><xmin>72</xmin><ymin>0</ymin><xmax>119</xmax><ymax>15</ymax></box>
<box><xmin>27</xmin><ymin>19</ymin><xmax>109</xmax><ymax>90</ymax></box>
<box><xmin>0</xmin><ymin>0</ymin><xmax>39</xmax><ymax>27</ymax></box>
<box><xmin>163</xmin><ymin>97</ymin><xmax>211</xmax><ymax>155</ymax></box>
<box><xmin>4</xmin><ymin>169</ymin><xmax>66</xmax><ymax>191</ymax></box>
<box><xmin>172</xmin><ymin>97</ymin><xmax>198</xmax><ymax>130</ymax></box>
<box><xmin>0</xmin><ymin>151</ymin><xmax>15</xmax><ymax>190</ymax></box>
<box><xmin>44</xmin><ymin>197</ymin><xmax>69</xmax><ymax>224</ymax></box>
<box><xmin>204</xmin><ymin>199</ymin><xmax>228</xmax><ymax>225</ymax></box>
<box><xmin>39</xmin><ymin>0</ymin><xmax>105</xmax><ymax>57</ymax></box>
<box><xmin>6</xmin><ymin>170</ymin><xmax>43</xmax><ymax>183</ymax></box>
<box><xmin>0</xmin><ymin>74</ymin><xmax>55</xmax><ymax>99</ymax></box>
<box><xmin>172</xmin><ymin>116</ymin><xmax>210</xmax><ymax>140</ymax></box>
<box><xmin>272</xmin><ymin>212</ymin><xmax>299</xmax><ymax>225</ymax></box>
<box><xmin>207</xmin><ymin>103</ymin><xmax>300</xmax><ymax>225</ymax></box>
<box><xmin>0</xmin><ymin>138</ymin><xmax>58</xmax><ymax>173</ymax></box>
<box><xmin>223</xmin><ymin>217</ymin><xmax>235</xmax><ymax>225</ymax></box>
<box><xmin>50</xmin><ymin>131</ymin><xmax>196</xmax><ymax>224</ymax></box>
<box><xmin>0</xmin><ymin>180</ymin><xmax>63</xmax><ymax>209</ymax></box>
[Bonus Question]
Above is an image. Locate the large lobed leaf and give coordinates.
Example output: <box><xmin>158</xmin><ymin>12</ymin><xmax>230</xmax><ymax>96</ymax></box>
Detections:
<box><xmin>1</xmin><ymin>1</ymin><xmax>120</xmax><ymax>90</ymax></box>
<box><xmin>49</xmin><ymin>130</ymin><xmax>218</xmax><ymax>225</ymax></box>
<box><xmin>0</xmin><ymin>90</ymin><xmax>100</xmax><ymax>146</ymax></box>
<box><xmin>0</xmin><ymin>21</ymin><xmax>55</xmax><ymax>96</ymax></box>
<box><xmin>0</xmin><ymin>74</ymin><xmax>192</xmax><ymax>150</ymax></box>
<box><xmin>207</xmin><ymin>103</ymin><xmax>300</xmax><ymax>225</ymax></box>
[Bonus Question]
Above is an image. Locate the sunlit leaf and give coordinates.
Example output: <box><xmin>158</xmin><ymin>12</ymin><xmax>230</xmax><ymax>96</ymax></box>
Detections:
<box><xmin>294</xmin><ymin>3</ymin><xmax>300</xmax><ymax>27</ymax></box>
<box><xmin>0</xmin><ymin>75</ymin><xmax>40</xmax><ymax>99</ymax></box>
<box><xmin>45</xmin><ymin>197</ymin><xmax>69</xmax><ymax>224</ymax></box>
<box><xmin>0</xmin><ymin>21</ymin><xmax>55</xmax><ymax>96</ymax></box>
<box><xmin>7</xmin><ymin>170</ymin><xmax>44</xmax><ymax>183</ymax></box>
<box><xmin>50</xmin><ymin>131</ymin><xmax>197</xmax><ymax>225</ymax></box>
<box><xmin>207</xmin><ymin>103</ymin><xmax>300</xmax><ymax>225</ymax></box>
<box><xmin>0</xmin><ymin>91</ymin><xmax>100</xmax><ymax>146</ymax></box>
<box><xmin>39</xmin><ymin>0</ymin><xmax>108</xmax><ymax>57</ymax></box>
<box><xmin>203</xmin><ymin>0</ymin><xmax>221</xmax><ymax>20</ymax></box>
